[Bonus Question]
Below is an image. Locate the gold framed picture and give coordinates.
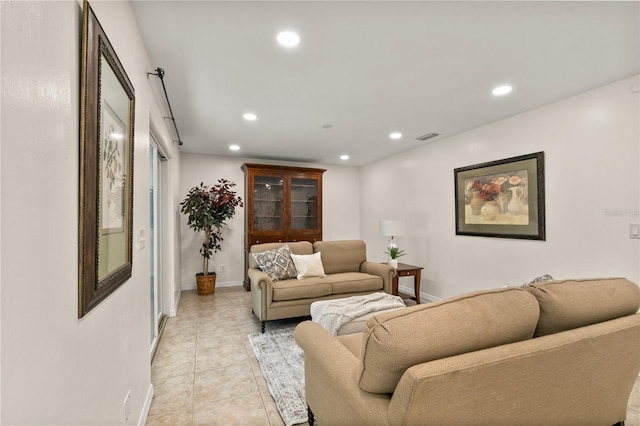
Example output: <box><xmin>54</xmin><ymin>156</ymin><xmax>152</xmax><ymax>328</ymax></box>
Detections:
<box><xmin>79</xmin><ymin>1</ymin><xmax>135</xmax><ymax>317</ymax></box>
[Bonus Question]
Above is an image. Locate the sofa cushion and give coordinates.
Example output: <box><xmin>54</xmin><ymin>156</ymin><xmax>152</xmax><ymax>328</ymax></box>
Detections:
<box><xmin>291</xmin><ymin>252</ymin><xmax>326</xmax><ymax>279</ymax></box>
<box><xmin>326</xmin><ymin>272</ymin><xmax>383</xmax><ymax>294</ymax></box>
<box><xmin>337</xmin><ymin>333</ymin><xmax>362</xmax><ymax>357</ymax></box>
<box><xmin>252</xmin><ymin>245</ymin><xmax>298</xmax><ymax>281</ymax></box>
<box><xmin>358</xmin><ymin>287</ymin><xmax>539</xmax><ymax>394</ymax></box>
<box><xmin>313</xmin><ymin>240</ymin><xmax>366</xmax><ymax>274</ymax></box>
<box><xmin>271</xmin><ymin>277</ymin><xmax>332</xmax><ymax>302</ymax></box>
<box><xmin>527</xmin><ymin>277</ymin><xmax>640</xmax><ymax>337</ymax></box>
<box><xmin>250</xmin><ymin>241</ymin><xmax>313</xmax><ymax>269</ymax></box>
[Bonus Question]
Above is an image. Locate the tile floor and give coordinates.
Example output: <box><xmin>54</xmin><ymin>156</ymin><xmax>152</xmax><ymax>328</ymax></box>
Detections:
<box><xmin>146</xmin><ymin>286</ymin><xmax>640</xmax><ymax>426</ymax></box>
<box><xmin>147</xmin><ymin>286</ymin><xmax>303</xmax><ymax>426</ymax></box>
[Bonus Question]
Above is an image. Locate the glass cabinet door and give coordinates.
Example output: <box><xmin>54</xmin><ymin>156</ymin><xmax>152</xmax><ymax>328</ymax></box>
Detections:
<box><xmin>252</xmin><ymin>175</ymin><xmax>284</xmax><ymax>231</ymax></box>
<box><xmin>290</xmin><ymin>178</ymin><xmax>319</xmax><ymax>231</ymax></box>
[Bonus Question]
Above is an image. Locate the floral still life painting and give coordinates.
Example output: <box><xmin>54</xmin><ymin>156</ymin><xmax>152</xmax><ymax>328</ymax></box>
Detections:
<box><xmin>464</xmin><ymin>171</ymin><xmax>529</xmax><ymax>225</ymax></box>
<box><xmin>455</xmin><ymin>152</ymin><xmax>545</xmax><ymax>240</ymax></box>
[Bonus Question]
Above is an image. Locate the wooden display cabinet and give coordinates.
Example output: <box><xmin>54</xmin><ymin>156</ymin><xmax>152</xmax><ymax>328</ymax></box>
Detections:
<box><xmin>241</xmin><ymin>163</ymin><xmax>325</xmax><ymax>290</ymax></box>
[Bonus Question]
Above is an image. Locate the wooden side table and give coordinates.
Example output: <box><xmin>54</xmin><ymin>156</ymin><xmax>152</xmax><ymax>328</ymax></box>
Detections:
<box><xmin>391</xmin><ymin>263</ymin><xmax>424</xmax><ymax>304</ymax></box>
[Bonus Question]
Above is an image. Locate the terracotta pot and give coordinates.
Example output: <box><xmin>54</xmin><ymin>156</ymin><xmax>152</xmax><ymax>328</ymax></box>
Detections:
<box><xmin>196</xmin><ymin>273</ymin><xmax>216</xmax><ymax>295</ymax></box>
<box><xmin>470</xmin><ymin>191</ymin><xmax>483</xmax><ymax>215</ymax></box>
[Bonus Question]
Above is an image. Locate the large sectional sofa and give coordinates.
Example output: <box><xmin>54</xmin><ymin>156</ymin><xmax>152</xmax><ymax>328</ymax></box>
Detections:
<box><xmin>295</xmin><ymin>277</ymin><xmax>640</xmax><ymax>425</ymax></box>
<box><xmin>249</xmin><ymin>240</ymin><xmax>396</xmax><ymax>332</ymax></box>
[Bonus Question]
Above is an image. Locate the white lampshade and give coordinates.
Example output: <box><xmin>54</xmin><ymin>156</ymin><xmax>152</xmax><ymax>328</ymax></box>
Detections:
<box><xmin>380</xmin><ymin>219</ymin><xmax>405</xmax><ymax>237</ymax></box>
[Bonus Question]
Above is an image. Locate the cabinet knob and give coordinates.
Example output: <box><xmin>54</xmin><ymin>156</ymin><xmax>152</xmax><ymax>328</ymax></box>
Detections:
<box><xmin>256</xmin><ymin>240</ymin><xmax>260</xmax><ymax>243</ymax></box>
<box><xmin>278</xmin><ymin>239</ymin><xmax>282</xmax><ymax>242</ymax></box>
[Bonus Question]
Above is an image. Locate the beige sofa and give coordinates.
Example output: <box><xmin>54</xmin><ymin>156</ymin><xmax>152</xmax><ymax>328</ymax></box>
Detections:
<box><xmin>295</xmin><ymin>277</ymin><xmax>640</xmax><ymax>425</ymax></box>
<box><xmin>249</xmin><ymin>240</ymin><xmax>396</xmax><ymax>332</ymax></box>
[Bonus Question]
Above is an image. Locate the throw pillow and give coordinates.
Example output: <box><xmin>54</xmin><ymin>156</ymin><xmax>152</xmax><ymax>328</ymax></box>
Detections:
<box><xmin>290</xmin><ymin>252</ymin><xmax>326</xmax><ymax>279</ymax></box>
<box><xmin>521</xmin><ymin>274</ymin><xmax>554</xmax><ymax>288</ymax></box>
<box><xmin>252</xmin><ymin>245</ymin><xmax>297</xmax><ymax>281</ymax></box>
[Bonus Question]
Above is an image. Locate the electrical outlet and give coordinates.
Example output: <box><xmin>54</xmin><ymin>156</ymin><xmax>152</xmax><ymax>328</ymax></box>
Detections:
<box><xmin>630</xmin><ymin>224</ymin><xmax>640</xmax><ymax>239</ymax></box>
<box><xmin>123</xmin><ymin>390</ymin><xmax>131</xmax><ymax>424</ymax></box>
<box><xmin>220</xmin><ymin>264</ymin><xmax>226</xmax><ymax>272</ymax></box>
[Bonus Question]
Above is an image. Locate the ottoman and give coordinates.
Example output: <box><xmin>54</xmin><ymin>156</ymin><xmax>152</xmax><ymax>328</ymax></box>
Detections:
<box><xmin>310</xmin><ymin>292</ymin><xmax>406</xmax><ymax>335</ymax></box>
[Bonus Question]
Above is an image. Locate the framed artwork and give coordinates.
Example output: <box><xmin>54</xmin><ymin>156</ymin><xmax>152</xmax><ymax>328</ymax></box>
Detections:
<box><xmin>101</xmin><ymin>103</ymin><xmax>126</xmax><ymax>234</ymax></box>
<box><xmin>79</xmin><ymin>0</ymin><xmax>135</xmax><ymax>318</ymax></box>
<box><xmin>454</xmin><ymin>152</ymin><xmax>545</xmax><ymax>240</ymax></box>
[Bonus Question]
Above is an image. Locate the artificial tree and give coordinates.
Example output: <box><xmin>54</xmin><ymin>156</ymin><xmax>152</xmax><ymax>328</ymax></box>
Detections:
<box><xmin>180</xmin><ymin>179</ymin><xmax>243</xmax><ymax>290</ymax></box>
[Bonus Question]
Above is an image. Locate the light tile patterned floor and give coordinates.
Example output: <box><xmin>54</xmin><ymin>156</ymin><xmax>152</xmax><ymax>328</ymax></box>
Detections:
<box><xmin>147</xmin><ymin>286</ymin><xmax>640</xmax><ymax>425</ymax></box>
<box><xmin>147</xmin><ymin>287</ymin><xmax>305</xmax><ymax>426</ymax></box>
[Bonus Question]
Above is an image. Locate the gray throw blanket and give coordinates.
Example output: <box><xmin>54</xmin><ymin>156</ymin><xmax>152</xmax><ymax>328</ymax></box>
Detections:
<box><xmin>310</xmin><ymin>293</ymin><xmax>406</xmax><ymax>335</ymax></box>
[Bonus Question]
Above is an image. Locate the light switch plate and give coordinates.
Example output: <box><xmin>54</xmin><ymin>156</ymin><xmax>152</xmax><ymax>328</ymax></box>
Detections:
<box><xmin>138</xmin><ymin>228</ymin><xmax>146</xmax><ymax>249</ymax></box>
<box><xmin>630</xmin><ymin>224</ymin><xmax>640</xmax><ymax>239</ymax></box>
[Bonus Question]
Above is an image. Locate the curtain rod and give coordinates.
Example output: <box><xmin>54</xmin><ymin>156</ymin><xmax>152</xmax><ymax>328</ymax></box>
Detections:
<box><xmin>147</xmin><ymin>67</ymin><xmax>183</xmax><ymax>146</ymax></box>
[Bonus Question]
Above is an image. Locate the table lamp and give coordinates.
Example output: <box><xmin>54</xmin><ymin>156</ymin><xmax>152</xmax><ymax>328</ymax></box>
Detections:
<box><xmin>380</xmin><ymin>219</ymin><xmax>405</xmax><ymax>249</ymax></box>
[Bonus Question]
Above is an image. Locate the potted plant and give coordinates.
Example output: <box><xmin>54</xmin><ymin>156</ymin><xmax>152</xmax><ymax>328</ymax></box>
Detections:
<box><xmin>385</xmin><ymin>246</ymin><xmax>407</xmax><ymax>268</ymax></box>
<box><xmin>180</xmin><ymin>179</ymin><xmax>243</xmax><ymax>295</ymax></box>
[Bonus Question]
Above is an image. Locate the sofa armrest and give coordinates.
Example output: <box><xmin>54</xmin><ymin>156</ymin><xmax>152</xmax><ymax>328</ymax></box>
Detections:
<box><xmin>294</xmin><ymin>321</ymin><xmax>390</xmax><ymax>424</ymax></box>
<box><xmin>360</xmin><ymin>261</ymin><xmax>396</xmax><ymax>294</ymax></box>
<box><xmin>248</xmin><ymin>268</ymin><xmax>272</xmax><ymax>321</ymax></box>
<box><xmin>248</xmin><ymin>267</ymin><xmax>271</xmax><ymax>290</ymax></box>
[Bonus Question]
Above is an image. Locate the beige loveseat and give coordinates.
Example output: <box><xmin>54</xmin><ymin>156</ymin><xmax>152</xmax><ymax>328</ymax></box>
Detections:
<box><xmin>295</xmin><ymin>278</ymin><xmax>640</xmax><ymax>425</ymax></box>
<box><xmin>249</xmin><ymin>240</ymin><xmax>396</xmax><ymax>333</ymax></box>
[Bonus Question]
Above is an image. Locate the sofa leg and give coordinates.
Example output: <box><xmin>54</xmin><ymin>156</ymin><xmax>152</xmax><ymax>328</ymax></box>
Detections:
<box><xmin>261</xmin><ymin>321</ymin><xmax>266</xmax><ymax>333</ymax></box>
<box><xmin>307</xmin><ymin>405</ymin><xmax>315</xmax><ymax>426</ymax></box>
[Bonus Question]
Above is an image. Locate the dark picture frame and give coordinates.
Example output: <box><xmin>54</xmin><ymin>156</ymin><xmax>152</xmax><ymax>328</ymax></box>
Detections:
<box><xmin>454</xmin><ymin>152</ymin><xmax>545</xmax><ymax>240</ymax></box>
<box><xmin>79</xmin><ymin>0</ymin><xmax>135</xmax><ymax>318</ymax></box>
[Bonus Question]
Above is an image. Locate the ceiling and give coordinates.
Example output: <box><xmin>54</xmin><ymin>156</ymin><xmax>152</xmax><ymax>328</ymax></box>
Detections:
<box><xmin>131</xmin><ymin>1</ymin><xmax>639</xmax><ymax>166</ymax></box>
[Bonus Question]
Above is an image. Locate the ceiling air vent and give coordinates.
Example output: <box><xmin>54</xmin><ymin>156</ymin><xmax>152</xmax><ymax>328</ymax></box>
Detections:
<box><xmin>416</xmin><ymin>132</ymin><xmax>440</xmax><ymax>141</ymax></box>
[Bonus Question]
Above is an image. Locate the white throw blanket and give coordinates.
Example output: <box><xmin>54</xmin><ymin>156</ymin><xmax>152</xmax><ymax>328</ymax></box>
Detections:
<box><xmin>310</xmin><ymin>293</ymin><xmax>406</xmax><ymax>335</ymax></box>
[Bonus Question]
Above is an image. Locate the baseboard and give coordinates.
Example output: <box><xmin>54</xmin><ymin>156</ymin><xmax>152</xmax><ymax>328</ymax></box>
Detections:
<box><xmin>181</xmin><ymin>280</ymin><xmax>244</xmax><ymax>291</ymax></box>
<box><xmin>398</xmin><ymin>283</ymin><xmax>441</xmax><ymax>303</ymax></box>
<box><xmin>138</xmin><ymin>383</ymin><xmax>154</xmax><ymax>426</ymax></box>
<box><xmin>169</xmin><ymin>289</ymin><xmax>181</xmax><ymax>317</ymax></box>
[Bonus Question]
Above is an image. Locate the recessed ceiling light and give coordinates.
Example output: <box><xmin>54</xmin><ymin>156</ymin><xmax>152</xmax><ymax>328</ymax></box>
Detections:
<box><xmin>390</xmin><ymin>132</ymin><xmax>402</xmax><ymax>140</ymax></box>
<box><xmin>492</xmin><ymin>85</ymin><xmax>512</xmax><ymax>96</ymax></box>
<box><xmin>340</xmin><ymin>154</ymin><xmax>349</xmax><ymax>161</ymax></box>
<box><xmin>243</xmin><ymin>112</ymin><xmax>258</xmax><ymax>121</ymax></box>
<box><xmin>229</xmin><ymin>144</ymin><xmax>240</xmax><ymax>151</ymax></box>
<box><xmin>277</xmin><ymin>31</ymin><xmax>301</xmax><ymax>48</ymax></box>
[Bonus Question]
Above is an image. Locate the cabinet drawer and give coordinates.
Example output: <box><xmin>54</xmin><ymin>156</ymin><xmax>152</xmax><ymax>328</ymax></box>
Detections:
<box><xmin>398</xmin><ymin>270</ymin><xmax>417</xmax><ymax>277</ymax></box>
<box><xmin>249</xmin><ymin>235</ymin><xmax>284</xmax><ymax>246</ymax></box>
<box><xmin>289</xmin><ymin>233</ymin><xmax>321</xmax><ymax>244</ymax></box>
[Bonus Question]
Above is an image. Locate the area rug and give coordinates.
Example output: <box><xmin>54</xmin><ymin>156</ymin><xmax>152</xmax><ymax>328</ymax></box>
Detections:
<box><xmin>248</xmin><ymin>327</ymin><xmax>307</xmax><ymax>426</ymax></box>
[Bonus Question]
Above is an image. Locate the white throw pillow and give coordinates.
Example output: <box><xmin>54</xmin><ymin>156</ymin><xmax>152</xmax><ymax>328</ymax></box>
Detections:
<box><xmin>290</xmin><ymin>252</ymin><xmax>326</xmax><ymax>279</ymax></box>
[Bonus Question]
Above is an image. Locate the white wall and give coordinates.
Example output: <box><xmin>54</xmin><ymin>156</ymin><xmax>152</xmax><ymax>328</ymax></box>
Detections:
<box><xmin>361</xmin><ymin>76</ymin><xmax>640</xmax><ymax>300</ymax></box>
<box><xmin>179</xmin><ymin>154</ymin><xmax>360</xmax><ymax>289</ymax></box>
<box><xmin>1</xmin><ymin>1</ymin><xmax>179</xmax><ymax>423</ymax></box>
